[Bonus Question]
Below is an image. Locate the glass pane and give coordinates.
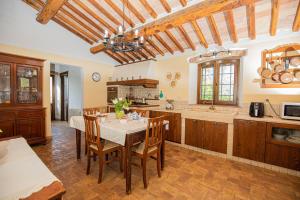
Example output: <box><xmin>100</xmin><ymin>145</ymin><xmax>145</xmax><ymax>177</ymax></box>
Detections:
<box><xmin>218</xmin><ymin>63</ymin><xmax>235</xmax><ymax>102</ymax></box>
<box><xmin>16</xmin><ymin>65</ymin><xmax>38</xmax><ymax>104</ymax></box>
<box><xmin>0</xmin><ymin>63</ymin><xmax>11</xmax><ymax>104</ymax></box>
<box><xmin>200</xmin><ymin>66</ymin><xmax>214</xmax><ymax>101</ymax></box>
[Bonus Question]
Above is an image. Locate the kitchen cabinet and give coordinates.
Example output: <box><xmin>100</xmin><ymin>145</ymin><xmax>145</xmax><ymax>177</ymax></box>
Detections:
<box><xmin>265</xmin><ymin>122</ymin><xmax>300</xmax><ymax>171</ymax></box>
<box><xmin>233</xmin><ymin>119</ymin><xmax>266</xmax><ymax>162</ymax></box>
<box><xmin>150</xmin><ymin>110</ymin><xmax>181</xmax><ymax>143</ymax></box>
<box><xmin>0</xmin><ymin>53</ymin><xmax>46</xmax><ymax>145</ymax></box>
<box><xmin>203</xmin><ymin>121</ymin><xmax>228</xmax><ymax>154</ymax></box>
<box><xmin>185</xmin><ymin>119</ymin><xmax>204</xmax><ymax>148</ymax></box>
<box><xmin>185</xmin><ymin>119</ymin><xmax>228</xmax><ymax>154</ymax></box>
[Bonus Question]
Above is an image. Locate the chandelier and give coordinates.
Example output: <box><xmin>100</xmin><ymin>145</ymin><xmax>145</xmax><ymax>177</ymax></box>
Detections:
<box><xmin>103</xmin><ymin>0</ymin><xmax>144</xmax><ymax>52</ymax></box>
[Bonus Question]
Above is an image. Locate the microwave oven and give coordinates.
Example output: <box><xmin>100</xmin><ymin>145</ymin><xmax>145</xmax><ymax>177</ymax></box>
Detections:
<box><xmin>281</xmin><ymin>102</ymin><xmax>300</xmax><ymax>120</ymax></box>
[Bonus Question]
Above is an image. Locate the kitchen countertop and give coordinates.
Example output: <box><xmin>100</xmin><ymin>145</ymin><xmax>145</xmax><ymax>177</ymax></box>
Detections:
<box><xmin>234</xmin><ymin>114</ymin><xmax>300</xmax><ymax>125</ymax></box>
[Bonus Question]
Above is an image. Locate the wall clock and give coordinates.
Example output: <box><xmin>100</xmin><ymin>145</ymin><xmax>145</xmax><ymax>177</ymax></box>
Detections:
<box><xmin>92</xmin><ymin>72</ymin><xmax>101</xmax><ymax>82</ymax></box>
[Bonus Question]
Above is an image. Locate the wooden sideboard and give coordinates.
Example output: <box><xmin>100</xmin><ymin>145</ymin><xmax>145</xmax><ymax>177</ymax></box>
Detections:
<box><xmin>0</xmin><ymin>52</ymin><xmax>46</xmax><ymax>144</ymax></box>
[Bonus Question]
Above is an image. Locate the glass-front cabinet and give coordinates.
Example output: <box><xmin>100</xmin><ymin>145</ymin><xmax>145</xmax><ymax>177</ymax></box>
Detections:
<box><xmin>0</xmin><ymin>63</ymin><xmax>11</xmax><ymax>105</ymax></box>
<box><xmin>16</xmin><ymin>65</ymin><xmax>39</xmax><ymax>104</ymax></box>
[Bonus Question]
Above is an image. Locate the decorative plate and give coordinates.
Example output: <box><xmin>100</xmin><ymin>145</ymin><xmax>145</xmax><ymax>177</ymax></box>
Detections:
<box><xmin>92</xmin><ymin>72</ymin><xmax>101</xmax><ymax>82</ymax></box>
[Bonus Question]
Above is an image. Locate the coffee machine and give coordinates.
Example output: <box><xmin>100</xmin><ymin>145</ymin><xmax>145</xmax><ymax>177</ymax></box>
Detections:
<box><xmin>249</xmin><ymin>102</ymin><xmax>264</xmax><ymax>118</ymax></box>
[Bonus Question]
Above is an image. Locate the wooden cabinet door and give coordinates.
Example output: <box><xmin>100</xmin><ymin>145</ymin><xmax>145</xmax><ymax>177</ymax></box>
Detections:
<box><xmin>16</xmin><ymin>118</ymin><xmax>44</xmax><ymax>144</ymax></box>
<box><xmin>203</xmin><ymin>121</ymin><xmax>228</xmax><ymax>154</ymax></box>
<box><xmin>265</xmin><ymin>143</ymin><xmax>300</xmax><ymax>171</ymax></box>
<box><xmin>233</xmin><ymin>119</ymin><xmax>266</xmax><ymax>162</ymax></box>
<box><xmin>185</xmin><ymin>119</ymin><xmax>204</xmax><ymax>148</ymax></box>
<box><xmin>0</xmin><ymin>120</ymin><xmax>15</xmax><ymax>138</ymax></box>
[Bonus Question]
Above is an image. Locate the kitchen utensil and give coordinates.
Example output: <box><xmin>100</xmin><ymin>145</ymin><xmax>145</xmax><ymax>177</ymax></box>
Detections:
<box><xmin>279</xmin><ymin>71</ymin><xmax>294</xmax><ymax>84</ymax></box>
<box><xmin>273</xmin><ymin>63</ymin><xmax>284</xmax><ymax>73</ymax></box>
<box><xmin>290</xmin><ymin>56</ymin><xmax>300</xmax><ymax>67</ymax></box>
<box><xmin>273</xmin><ymin>133</ymin><xmax>287</xmax><ymax>140</ymax></box>
<box><xmin>249</xmin><ymin>102</ymin><xmax>264</xmax><ymax>118</ymax></box>
<box><xmin>271</xmin><ymin>72</ymin><xmax>280</xmax><ymax>82</ymax></box>
<box><xmin>261</xmin><ymin>68</ymin><xmax>272</xmax><ymax>78</ymax></box>
<box><xmin>294</xmin><ymin>69</ymin><xmax>300</xmax><ymax>79</ymax></box>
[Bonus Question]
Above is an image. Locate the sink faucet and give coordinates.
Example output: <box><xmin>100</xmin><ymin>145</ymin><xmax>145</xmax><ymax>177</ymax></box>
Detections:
<box><xmin>209</xmin><ymin>100</ymin><xmax>216</xmax><ymax>110</ymax></box>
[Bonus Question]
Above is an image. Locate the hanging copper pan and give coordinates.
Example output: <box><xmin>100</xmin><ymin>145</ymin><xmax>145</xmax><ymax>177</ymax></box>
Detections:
<box><xmin>271</xmin><ymin>72</ymin><xmax>280</xmax><ymax>82</ymax></box>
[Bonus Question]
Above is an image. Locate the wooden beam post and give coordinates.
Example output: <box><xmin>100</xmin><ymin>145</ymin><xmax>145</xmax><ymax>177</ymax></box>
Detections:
<box><xmin>224</xmin><ymin>10</ymin><xmax>238</xmax><ymax>42</ymax></box>
<box><xmin>270</xmin><ymin>0</ymin><xmax>279</xmax><ymax>36</ymax></box>
<box><xmin>146</xmin><ymin>39</ymin><xmax>165</xmax><ymax>56</ymax></box>
<box><xmin>121</xmin><ymin>0</ymin><xmax>145</xmax><ymax>23</ymax></box>
<box><xmin>246</xmin><ymin>2</ymin><xmax>256</xmax><ymax>39</ymax></box>
<box><xmin>154</xmin><ymin>34</ymin><xmax>174</xmax><ymax>54</ymax></box>
<box><xmin>206</xmin><ymin>15</ymin><xmax>222</xmax><ymax>46</ymax></box>
<box><xmin>191</xmin><ymin>20</ymin><xmax>208</xmax><ymax>48</ymax></box>
<box><xmin>164</xmin><ymin>30</ymin><xmax>184</xmax><ymax>52</ymax></box>
<box><xmin>159</xmin><ymin>0</ymin><xmax>171</xmax><ymax>13</ymax></box>
<box><xmin>36</xmin><ymin>0</ymin><xmax>66</xmax><ymax>24</ymax></box>
<box><xmin>139</xmin><ymin>0</ymin><xmax>157</xmax><ymax>19</ymax></box>
<box><xmin>179</xmin><ymin>0</ymin><xmax>187</xmax><ymax>7</ymax></box>
<box><xmin>292</xmin><ymin>1</ymin><xmax>300</xmax><ymax>32</ymax></box>
<box><xmin>177</xmin><ymin>25</ymin><xmax>195</xmax><ymax>50</ymax></box>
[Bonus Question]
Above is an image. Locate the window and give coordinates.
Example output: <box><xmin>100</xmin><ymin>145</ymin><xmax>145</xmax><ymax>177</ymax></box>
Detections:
<box><xmin>197</xmin><ymin>59</ymin><xmax>239</xmax><ymax>105</ymax></box>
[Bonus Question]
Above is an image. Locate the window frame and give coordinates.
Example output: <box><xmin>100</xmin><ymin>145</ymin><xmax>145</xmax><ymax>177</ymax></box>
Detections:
<box><xmin>197</xmin><ymin>59</ymin><xmax>239</xmax><ymax>106</ymax></box>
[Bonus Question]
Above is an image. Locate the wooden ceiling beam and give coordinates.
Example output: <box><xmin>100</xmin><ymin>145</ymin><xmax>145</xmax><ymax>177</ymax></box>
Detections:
<box><xmin>36</xmin><ymin>0</ymin><xmax>66</xmax><ymax>24</ymax></box>
<box><xmin>23</xmin><ymin>0</ymin><xmax>94</xmax><ymax>45</ymax></box>
<box><xmin>154</xmin><ymin>34</ymin><xmax>174</xmax><ymax>54</ymax></box>
<box><xmin>88</xmin><ymin>0</ymin><xmax>121</xmax><ymax>26</ymax></box>
<box><xmin>115</xmin><ymin>52</ymin><xmax>130</xmax><ymax>63</ymax></box>
<box><xmin>164</xmin><ymin>30</ymin><xmax>184</xmax><ymax>52</ymax></box>
<box><xmin>206</xmin><ymin>16</ymin><xmax>222</xmax><ymax>46</ymax></box>
<box><xmin>121</xmin><ymin>0</ymin><xmax>145</xmax><ymax>23</ymax></box>
<box><xmin>90</xmin><ymin>0</ymin><xmax>256</xmax><ymax>54</ymax></box>
<box><xmin>146</xmin><ymin>39</ymin><xmax>165</xmax><ymax>56</ymax></box>
<box><xmin>143</xmin><ymin>46</ymin><xmax>156</xmax><ymax>58</ymax></box>
<box><xmin>60</xmin><ymin>7</ymin><xmax>103</xmax><ymax>40</ymax></box>
<box><xmin>292</xmin><ymin>1</ymin><xmax>300</xmax><ymax>32</ymax></box>
<box><xmin>104</xmin><ymin>0</ymin><xmax>135</xmax><ymax>28</ymax></box>
<box><xmin>65</xmin><ymin>2</ymin><xmax>104</xmax><ymax>34</ymax></box>
<box><xmin>177</xmin><ymin>25</ymin><xmax>195</xmax><ymax>51</ymax></box>
<box><xmin>270</xmin><ymin>0</ymin><xmax>279</xmax><ymax>36</ymax></box>
<box><xmin>123</xmin><ymin>52</ymin><xmax>136</xmax><ymax>62</ymax></box>
<box><xmin>224</xmin><ymin>10</ymin><xmax>238</xmax><ymax>42</ymax></box>
<box><xmin>137</xmin><ymin>50</ymin><xmax>149</xmax><ymax>60</ymax></box>
<box><xmin>159</xmin><ymin>0</ymin><xmax>171</xmax><ymax>13</ymax></box>
<box><xmin>139</xmin><ymin>0</ymin><xmax>157</xmax><ymax>19</ymax></box>
<box><xmin>56</xmin><ymin>12</ymin><xmax>98</xmax><ymax>43</ymax></box>
<box><xmin>73</xmin><ymin>0</ymin><xmax>116</xmax><ymax>34</ymax></box>
<box><xmin>105</xmin><ymin>51</ymin><xmax>123</xmax><ymax>64</ymax></box>
<box><xmin>130</xmin><ymin>52</ymin><xmax>142</xmax><ymax>60</ymax></box>
<box><xmin>179</xmin><ymin>0</ymin><xmax>187</xmax><ymax>7</ymax></box>
<box><xmin>190</xmin><ymin>20</ymin><xmax>208</xmax><ymax>48</ymax></box>
<box><xmin>246</xmin><ymin>2</ymin><xmax>256</xmax><ymax>39</ymax></box>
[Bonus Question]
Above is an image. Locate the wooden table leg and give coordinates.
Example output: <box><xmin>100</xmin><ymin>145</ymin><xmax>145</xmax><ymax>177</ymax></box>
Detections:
<box><xmin>76</xmin><ymin>129</ymin><xmax>81</xmax><ymax>160</ymax></box>
<box><xmin>125</xmin><ymin>138</ymin><xmax>132</xmax><ymax>194</ymax></box>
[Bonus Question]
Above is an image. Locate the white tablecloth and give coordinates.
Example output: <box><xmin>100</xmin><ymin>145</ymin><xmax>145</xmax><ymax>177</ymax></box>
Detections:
<box><xmin>0</xmin><ymin>138</ymin><xmax>59</xmax><ymax>200</ymax></box>
<box><xmin>69</xmin><ymin>113</ymin><xmax>168</xmax><ymax>146</ymax></box>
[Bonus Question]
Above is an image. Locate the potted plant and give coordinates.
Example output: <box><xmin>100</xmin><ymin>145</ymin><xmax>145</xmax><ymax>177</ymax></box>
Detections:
<box><xmin>112</xmin><ymin>98</ymin><xmax>131</xmax><ymax>119</ymax></box>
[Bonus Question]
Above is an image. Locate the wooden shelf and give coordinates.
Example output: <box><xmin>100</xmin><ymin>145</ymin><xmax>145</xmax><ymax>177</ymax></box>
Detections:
<box><xmin>107</xmin><ymin>79</ymin><xmax>159</xmax><ymax>88</ymax></box>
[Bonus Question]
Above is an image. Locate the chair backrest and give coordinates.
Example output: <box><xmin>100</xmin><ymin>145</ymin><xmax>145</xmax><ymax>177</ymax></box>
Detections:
<box><xmin>83</xmin><ymin>106</ymin><xmax>107</xmax><ymax>115</ymax></box>
<box><xmin>83</xmin><ymin>115</ymin><xmax>103</xmax><ymax>151</ymax></box>
<box><xmin>144</xmin><ymin>116</ymin><xmax>166</xmax><ymax>154</ymax></box>
<box><xmin>131</xmin><ymin>109</ymin><xmax>148</xmax><ymax>117</ymax></box>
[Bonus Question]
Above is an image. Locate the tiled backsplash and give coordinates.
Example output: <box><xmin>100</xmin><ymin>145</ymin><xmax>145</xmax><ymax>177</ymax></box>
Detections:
<box><xmin>147</xmin><ymin>100</ymin><xmax>281</xmax><ymax>117</ymax></box>
<box><xmin>118</xmin><ymin>86</ymin><xmax>159</xmax><ymax>99</ymax></box>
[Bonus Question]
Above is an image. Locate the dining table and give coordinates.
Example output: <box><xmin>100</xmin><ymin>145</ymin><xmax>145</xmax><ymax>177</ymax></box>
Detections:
<box><xmin>69</xmin><ymin>113</ymin><xmax>169</xmax><ymax>194</ymax></box>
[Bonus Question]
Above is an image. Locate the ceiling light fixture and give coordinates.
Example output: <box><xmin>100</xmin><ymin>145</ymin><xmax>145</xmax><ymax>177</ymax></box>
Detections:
<box><xmin>103</xmin><ymin>0</ymin><xmax>144</xmax><ymax>52</ymax></box>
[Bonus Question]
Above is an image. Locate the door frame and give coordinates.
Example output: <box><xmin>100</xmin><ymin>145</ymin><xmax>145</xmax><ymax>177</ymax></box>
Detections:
<box><xmin>60</xmin><ymin>71</ymin><xmax>68</xmax><ymax>121</ymax></box>
<box><xmin>50</xmin><ymin>71</ymin><xmax>57</xmax><ymax>120</ymax></box>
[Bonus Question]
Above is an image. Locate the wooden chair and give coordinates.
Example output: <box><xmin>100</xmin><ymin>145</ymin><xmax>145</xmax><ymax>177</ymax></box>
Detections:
<box><xmin>131</xmin><ymin>115</ymin><xmax>166</xmax><ymax>188</ymax></box>
<box><xmin>83</xmin><ymin>115</ymin><xmax>123</xmax><ymax>183</ymax></box>
<box><xmin>131</xmin><ymin>109</ymin><xmax>148</xmax><ymax>117</ymax></box>
<box><xmin>83</xmin><ymin>106</ymin><xmax>107</xmax><ymax>115</ymax></box>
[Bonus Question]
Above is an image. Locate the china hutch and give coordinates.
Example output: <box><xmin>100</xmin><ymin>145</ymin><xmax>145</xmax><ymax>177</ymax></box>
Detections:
<box><xmin>0</xmin><ymin>52</ymin><xmax>46</xmax><ymax>144</ymax></box>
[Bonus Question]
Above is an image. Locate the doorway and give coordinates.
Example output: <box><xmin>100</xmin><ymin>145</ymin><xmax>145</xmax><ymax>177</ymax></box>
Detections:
<box><xmin>60</xmin><ymin>71</ymin><xmax>68</xmax><ymax>121</ymax></box>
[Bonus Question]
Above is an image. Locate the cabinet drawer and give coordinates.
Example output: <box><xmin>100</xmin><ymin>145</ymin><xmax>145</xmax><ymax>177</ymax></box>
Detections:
<box><xmin>0</xmin><ymin>120</ymin><xmax>15</xmax><ymax>138</ymax></box>
<box><xmin>0</xmin><ymin>111</ymin><xmax>15</xmax><ymax>120</ymax></box>
<box><xmin>16</xmin><ymin>110</ymin><xmax>44</xmax><ymax>118</ymax></box>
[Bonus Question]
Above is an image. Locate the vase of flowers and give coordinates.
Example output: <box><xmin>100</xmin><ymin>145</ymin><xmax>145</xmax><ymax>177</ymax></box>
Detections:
<box><xmin>112</xmin><ymin>98</ymin><xmax>131</xmax><ymax>119</ymax></box>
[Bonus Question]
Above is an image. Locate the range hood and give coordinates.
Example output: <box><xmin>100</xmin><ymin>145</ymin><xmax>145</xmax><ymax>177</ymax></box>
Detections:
<box><xmin>107</xmin><ymin>79</ymin><xmax>159</xmax><ymax>88</ymax></box>
<box><xmin>109</xmin><ymin>60</ymin><xmax>158</xmax><ymax>88</ymax></box>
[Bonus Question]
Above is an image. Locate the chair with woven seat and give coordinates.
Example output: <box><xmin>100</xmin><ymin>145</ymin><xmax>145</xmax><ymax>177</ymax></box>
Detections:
<box><xmin>131</xmin><ymin>115</ymin><xmax>166</xmax><ymax>188</ymax></box>
<box><xmin>83</xmin><ymin>115</ymin><xmax>123</xmax><ymax>183</ymax></box>
<box><xmin>83</xmin><ymin>106</ymin><xmax>107</xmax><ymax>115</ymax></box>
<box><xmin>130</xmin><ymin>109</ymin><xmax>148</xmax><ymax>117</ymax></box>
